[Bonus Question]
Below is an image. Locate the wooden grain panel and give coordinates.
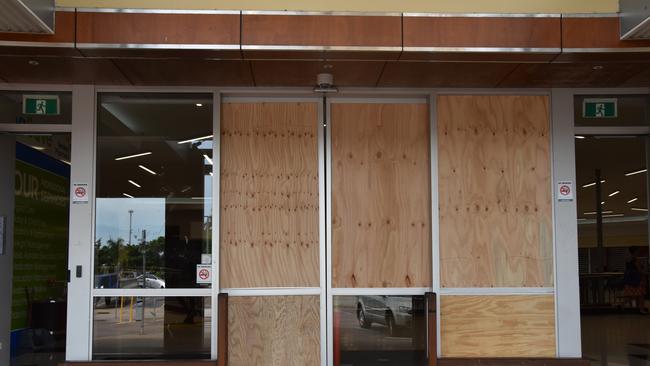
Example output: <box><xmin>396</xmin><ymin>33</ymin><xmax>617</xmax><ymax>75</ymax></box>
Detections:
<box><xmin>0</xmin><ymin>56</ymin><xmax>130</xmax><ymax>84</ymax></box>
<box><xmin>228</xmin><ymin>296</ymin><xmax>320</xmax><ymax>366</ymax></box>
<box><xmin>76</xmin><ymin>12</ymin><xmax>240</xmax><ymax>45</ymax></box>
<box><xmin>332</xmin><ymin>103</ymin><xmax>431</xmax><ymax>288</ymax></box>
<box><xmin>220</xmin><ymin>103</ymin><xmax>319</xmax><ymax>288</ymax></box>
<box><xmin>438</xmin><ymin>96</ymin><xmax>553</xmax><ymax>288</ymax></box>
<box><xmin>403</xmin><ymin>16</ymin><xmax>561</xmax><ymax>48</ymax></box>
<box><xmin>499</xmin><ymin>62</ymin><xmax>649</xmax><ymax>88</ymax></box>
<box><xmin>242</xmin><ymin>14</ymin><xmax>401</xmax><ymax>47</ymax></box>
<box><xmin>378</xmin><ymin>61</ymin><xmax>519</xmax><ymax>88</ymax></box>
<box><xmin>113</xmin><ymin>59</ymin><xmax>253</xmax><ymax>86</ymax></box>
<box><xmin>440</xmin><ymin>295</ymin><xmax>556</xmax><ymax>357</ymax></box>
<box><xmin>251</xmin><ymin>60</ymin><xmax>385</xmax><ymax>86</ymax></box>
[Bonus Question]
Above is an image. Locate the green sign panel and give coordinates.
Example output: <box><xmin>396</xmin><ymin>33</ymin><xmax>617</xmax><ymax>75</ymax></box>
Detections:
<box><xmin>22</xmin><ymin>95</ymin><xmax>60</xmax><ymax>115</ymax></box>
<box><xmin>583</xmin><ymin>98</ymin><xmax>617</xmax><ymax>118</ymax></box>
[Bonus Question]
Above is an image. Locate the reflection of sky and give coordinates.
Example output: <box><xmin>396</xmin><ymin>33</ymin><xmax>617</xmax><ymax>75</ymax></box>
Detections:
<box><xmin>95</xmin><ymin>198</ymin><xmax>166</xmax><ymax>245</ymax></box>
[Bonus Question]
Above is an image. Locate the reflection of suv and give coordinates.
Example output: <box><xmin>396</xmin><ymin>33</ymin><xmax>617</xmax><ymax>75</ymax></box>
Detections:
<box><xmin>357</xmin><ymin>296</ymin><xmax>413</xmax><ymax>336</ymax></box>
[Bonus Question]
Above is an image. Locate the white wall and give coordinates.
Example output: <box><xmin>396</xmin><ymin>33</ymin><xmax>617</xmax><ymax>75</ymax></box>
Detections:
<box><xmin>0</xmin><ymin>135</ymin><xmax>16</xmax><ymax>365</ymax></box>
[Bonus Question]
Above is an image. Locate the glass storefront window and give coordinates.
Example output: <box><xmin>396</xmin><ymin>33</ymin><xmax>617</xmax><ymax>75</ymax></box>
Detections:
<box><xmin>92</xmin><ymin>296</ymin><xmax>211</xmax><ymax>360</ymax></box>
<box><xmin>0</xmin><ymin>91</ymin><xmax>72</xmax><ymax>124</ymax></box>
<box><xmin>333</xmin><ymin>295</ymin><xmax>426</xmax><ymax>366</ymax></box>
<box><xmin>94</xmin><ymin>93</ymin><xmax>213</xmax><ymax>289</ymax></box>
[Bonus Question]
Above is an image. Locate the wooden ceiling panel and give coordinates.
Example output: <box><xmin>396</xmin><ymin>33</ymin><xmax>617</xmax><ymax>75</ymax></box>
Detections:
<box><xmin>404</xmin><ymin>16</ymin><xmax>561</xmax><ymax>49</ymax></box>
<box><xmin>113</xmin><ymin>59</ymin><xmax>254</xmax><ymax>86</ymax></box>
<box><xmin>0</xmin><ymin>56</ymin><xmax>129</xmax><ymax>84</ymax></box>
<box><xmin>251</xmin><ymin>60</ymin><xmax>385</xmax><ymax>86</ymax></box>
<box><xmin>242</xmin><ymin>14</ymin><xmax>402</xmax><ymax>48</ymax></box>
<box><xmin>378</xmin><ymin>61</ymin><xmax>518</xmax><ymax>87</ymax></box>
<box><xmin>499</xmin><ymin>62</ymin><xmax>650</xmax><ymax>87</ymax></box>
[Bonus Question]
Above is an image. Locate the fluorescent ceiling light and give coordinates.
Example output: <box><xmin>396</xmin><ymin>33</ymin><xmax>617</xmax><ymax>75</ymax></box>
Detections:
<box><xmin>575</xmin><ymin>135</ymin><xmax>585</xmax><ymax>139</ymax></box>
<box><xmin>601</xmin><ymin>201</ymin><xmax>605</xmax><ymax>205</ymax></box>
<box><xmin>631</xmin><ymin>207</ymin><xmax>648</xmax><ymax>212</ymax></box>
<box><xmin>115</xmin><ymin>152</ymin><xmax>152</xmax><ymax>161</ymax></box>
<box><xmin>603</xmin><ymin>214</ymin><xmax>624</xmax><ymax>218</ymax></box>
<box><xmin>29</xmin><ymin>145</ymin><xmax>46</xmax><ymax>150</ymax></box>
<box><xmin>128</xmin><ymin>180</ymin><xmax>141</xmax><ymax>188</ymax></box>
<box><xmin>203</xmin><ymin>154</ymin><xmax>213</xmax><ymax>165</ymax></box>
<box><xmin>608</xmin><ymin>190</ymin><xmax>620</xmax><ymax>197</ymax></box>
<box><xmin>584</xmin><ymin>210</ymin><xmax>613</xmax><ymax>215</ymax></box>
<box><xmin>582</xmin><ymin>180</ymin><xmax>606</xmax><ymax>188</ymax></box>
<box><xmin>196</xmin><ymin>103</ymin><xmax>203</xmax><ymax>107</ymax></box>
<box><xmin>178</xmin><ymin>134</ymin><xmax>213</xmax><ymax>145</ymax></box>
<box><xmin>627</xmin><ymin>197</ymin><xmax>638</xmax><ymax>204</ymax></box>
<box><xmin>625</xmin><ymin>168</ymin><xmax>647</xmax><ymax>177</ymax></box>
<box><xmin>122</xmin><ymin>193</ymin><xmax>134</xmax><ymax>198</ymax></box>
<box><xmin>138</xmin><ymin>165</ymin><xmax>157</xmax><ymax>175</ymax></box>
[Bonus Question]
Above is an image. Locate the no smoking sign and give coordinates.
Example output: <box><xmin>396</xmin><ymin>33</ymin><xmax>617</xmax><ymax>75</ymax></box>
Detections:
<box><xmin>196</xmin><ymin>264</ymin><xmax>212</xmax><ymax>284</ymax></box>
<box><xmin>72</xmin><ymin>183</ymin><xmax>89</xmax><ymax>204</ymax></box>
<box><xmin>557</xmin><ymin>181</ymin><xmax>574</xmax><ymax>201</ymax></box>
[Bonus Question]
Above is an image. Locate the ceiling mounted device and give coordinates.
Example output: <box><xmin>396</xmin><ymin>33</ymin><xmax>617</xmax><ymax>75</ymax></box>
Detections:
<box><xmin>314</xmin><ymin>73</ymin><xmax>339</xmax><ymax>93</ymax></box>
<box><xmin>621</xmin><ymin>0</ymin><xmax>650</xmax><ymax>39</ymax></box>
<box><xmin>0</xmin><ymin>0</ymin><xmax>55</xmax><ymax>34</ymax></box>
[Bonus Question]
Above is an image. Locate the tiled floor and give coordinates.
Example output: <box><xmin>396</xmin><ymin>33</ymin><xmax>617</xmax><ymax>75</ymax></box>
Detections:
<box><xmin>582</xmin><ymin>310</ymin><xmax>650</xmax><ymax>365</ymax></box>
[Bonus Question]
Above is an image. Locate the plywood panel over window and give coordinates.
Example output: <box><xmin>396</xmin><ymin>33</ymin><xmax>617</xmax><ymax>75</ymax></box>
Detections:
<box><xmin>437</xmin><ymin>95</ymin><xmax>553</xmax><ymax>288</ymax></box>
<box><xmin>229</xmin><ymin>296</ymin><xmax>320</xmax><ymax>366</ymax></box>
<box><xmin>440</xmin><ymin>295</ymin><xmax>556</xmax><ymax>357</ymax></box>
<box><xmin>220</xmin><ymin>102</ymin><xmax>319</xmax><ymax>288</ymax></box>
<box><xmin>332</xmin><ymin>103</ymin><xmax>431</xmax><ymax>288</ymax></box>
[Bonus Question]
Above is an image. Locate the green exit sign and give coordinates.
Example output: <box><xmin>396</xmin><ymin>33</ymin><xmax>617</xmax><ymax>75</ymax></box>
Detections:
<box><xmin>583</xmin><ymin>98</ymin><xmax>617</xmax><ymax>118</ymax></box>
<box><xmin>23</xmin><ymin>95</ymin><xmax>59</xmax><ymax>115</ymax></box>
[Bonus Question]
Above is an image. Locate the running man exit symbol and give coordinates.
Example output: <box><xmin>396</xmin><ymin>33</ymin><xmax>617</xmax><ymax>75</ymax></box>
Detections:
<box><xmin>583</xmin><ymin>98</ymin><xmax>617</xmax><ymax>118</ymax></box>
<box><xmin>22</xmin><ymin>95</ymin><xmax>60</xmax><ymax>115</ymax></box>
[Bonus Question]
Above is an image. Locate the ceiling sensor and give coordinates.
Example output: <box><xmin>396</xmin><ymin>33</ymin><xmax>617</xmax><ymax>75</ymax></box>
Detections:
<box><xmin>314</xmin><ymin>73</ymin><xmax>338</xmax><ymax>93</ymax></box>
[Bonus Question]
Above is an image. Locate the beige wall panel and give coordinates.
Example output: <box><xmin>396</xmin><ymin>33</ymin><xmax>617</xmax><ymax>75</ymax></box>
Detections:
<box><xmin>332</xmin><ymin>103</ymin><xmax>431</xmax><ymax>288</ymax></box>
<box><xmin>438</xmin><ymin>95</ymin><xmax>553</xmax><ymax>288</ymax></box>
<box><xmin>229</xmin><ymin>296</ymin><xmax>320</xmax><ymax>366</ymax></box>
<box><xmin>440</xmin><ymin>295</ymin><xmax>556</xmax><ymax>357</ymax></box>
<box><xmin>220</xmin><ymin>103</ymin><xmax>319</xmax><ymax>288</ymax></box>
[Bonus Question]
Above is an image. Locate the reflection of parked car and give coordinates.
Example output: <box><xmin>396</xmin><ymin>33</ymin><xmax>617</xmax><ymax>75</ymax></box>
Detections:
<box><xmin>357</xmin><ymin>296</ymin><xmax>413</xmax><ymax>336</ymax></box>
<box><xmin>136</xmin><ymin>273</ymin><xmax>166</xmax><ymax>289</ymax></box>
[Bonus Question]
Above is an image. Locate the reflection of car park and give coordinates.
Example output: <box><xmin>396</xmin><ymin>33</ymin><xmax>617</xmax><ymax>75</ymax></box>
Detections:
<box><xmin>356</xmin><ymin>296</ymin><xmax>414</xmax><ymax>336</ymax></box>
<box><xmin>136</xmin><ymin>273</ymin><xmax>166</xmax><ymax>288</ymax></box>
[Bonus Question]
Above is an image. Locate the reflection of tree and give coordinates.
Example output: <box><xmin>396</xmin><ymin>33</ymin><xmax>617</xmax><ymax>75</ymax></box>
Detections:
<box><xmin>95</xmin><ymin>236</ymin><xmax>166</xmax><ymax>276</ymax></box>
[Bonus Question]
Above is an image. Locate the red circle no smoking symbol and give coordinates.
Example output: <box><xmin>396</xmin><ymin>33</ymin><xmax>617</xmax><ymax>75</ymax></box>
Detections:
<box><xmin>199</xmin><ymin>269</ymin><xmax>210</xmax><ymax>280</ymax></box>
<box><xmin>560</xmin><ymin>185</ymin><xmax>571</xmax><ymax>196</ymax></box>
<box><xmin>75</xmin><ymin>186</ymin><xmax>86</xmax><ymax>198</ymax></box>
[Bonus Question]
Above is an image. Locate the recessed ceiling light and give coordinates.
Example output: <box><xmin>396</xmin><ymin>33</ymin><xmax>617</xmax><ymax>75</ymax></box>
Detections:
<box><xmin>138</xmin><ymin>164</ymin><xmax>157</xmax><ymax>175</ymax></box>
<box><xmin>575</xmin><ymin>135</ymin><xmax>586</xmax><ymax>139</ymax></box>
<box><xmin>122</xmin><ymin>193</ymin><xmax>134</xmax><ymax>198</ymax></box>
<box><xmin>28</xmin><ymin>60</ymin><xmax>39</xmax><ymax>66</ymax></box>
<box><xmin>115</xmin><ymin>152</ymin><xmax>152</xmax><ymax>161</ymax></box>
<box><xmin>601</xmin><ymin>201</ymin><xmax>605</xmax><ymax>205</ymax></box>
<box><xmin>196</xmin><ymin>103</ymin><xmax>203</xmax><ymax>107</ymax></box>
<box><xmin>582</xmin><ymin>180</ymin><xmax>606</xmax><ymax>188</ymax></box>
<box><xmin>627</xmin><ymin>197</ymin><xmax>638</xmax><ymax>204</ymax></box>
<box><xmin>625</xmin><ymin>168</ymin><xmax>647</xmax><ymax>176</ymax></box>
<box><xmin>128</xmin><ymin>180</ymin><xmax>141</xmax><ymax>188</ymax></box>
<box><xmin>203</xmin><ymin>154</ymin><xmax>213</xmax><ymax>165</ymax></box>
<box><xmin>178</xmin><ymin>134</ymin><xmax>213</xmax><ymax>144</ymax></box>
<box><xmin>592</xmin><ymin>65</ymin><xmax>604</xmax><ymax>70</ymax></box>
<box><xmin>608</xmin><ymin>190</ymin><xmax>620</xmax><ymax>197</ymax></box>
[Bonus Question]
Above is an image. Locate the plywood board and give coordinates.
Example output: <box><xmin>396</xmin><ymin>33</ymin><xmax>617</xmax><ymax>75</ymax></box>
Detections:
<box><xmin>228</xmin><ymin>296</ymin><xmax>320</xmax><ymax>366</ymax></box>
<box><xmin>440</xmin><ymin>295</ymin><xmax>556</xmax><ymax>357</ymax></box>
<box><xmin>220</xmin><ymin>102</ymin><xmax>319</xmax><ymax>288</ymax></box>
<box><xmin>331</xmin><ymin>103</ymin><xmax>431</xmax><ymax>288</ymax></box>
<box><xmin>437</xmin><ymin>95</ymin><xmax>553</xmax><ymax>288</ymax></box>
